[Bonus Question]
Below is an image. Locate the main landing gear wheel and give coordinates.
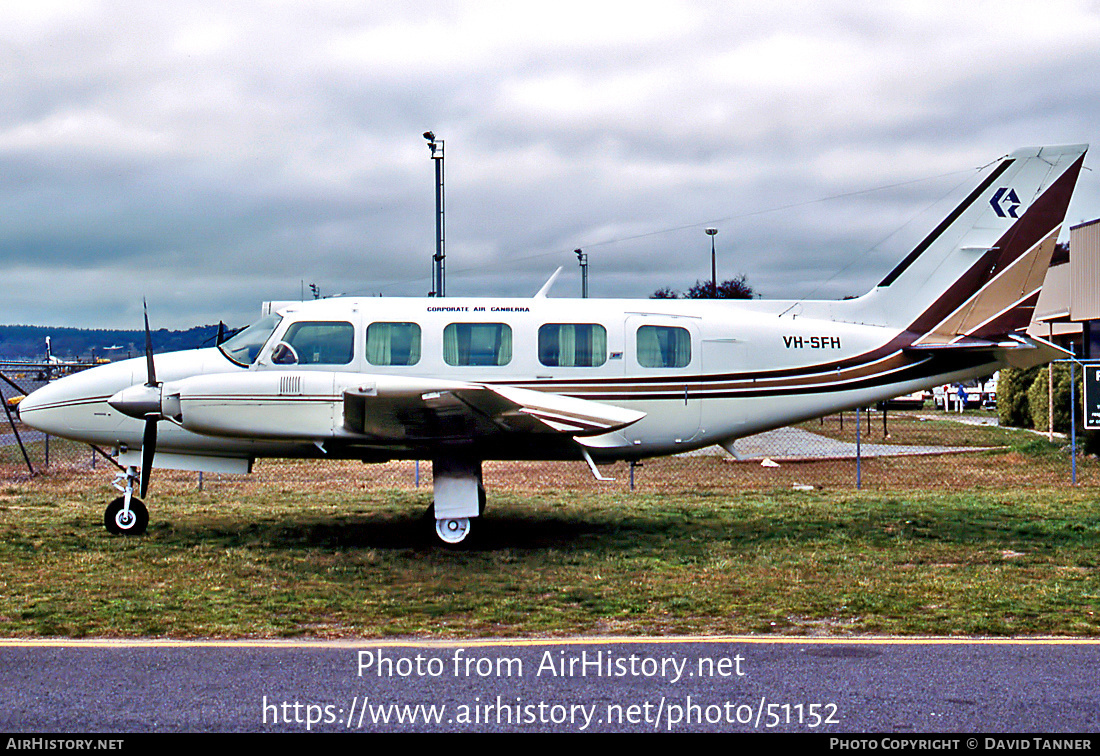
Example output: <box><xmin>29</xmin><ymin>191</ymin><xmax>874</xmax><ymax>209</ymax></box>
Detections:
<box><xmin>104</xmin><ymin>496</ymin><xmax>148</xmax><ymax>536</ymax></box>
<box><xmin>435</xmin><ymin>517</ymin><xmax>471</xmax><ymax>546</ymax></box>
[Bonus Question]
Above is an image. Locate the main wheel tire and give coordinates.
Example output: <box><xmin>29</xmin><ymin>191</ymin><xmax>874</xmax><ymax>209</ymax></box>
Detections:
<box><xmin>104</xmin><ymin>496</ymin><xmax>149</xmax><ymax>536</ymax></box>
<box><xmin>434</xmin><ymin>517</ymin><xmax>471</xmax><ymax>546</ymax></box>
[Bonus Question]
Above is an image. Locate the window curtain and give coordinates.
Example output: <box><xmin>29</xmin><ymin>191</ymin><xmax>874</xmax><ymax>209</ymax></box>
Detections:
<box><xmin>366</xmin><ymin>323</ymin><xmax>392</xmax><ymax>366</ymax></box>
<box><xmin>558</xmin><ymin>324</ymin><xmax>576</xmax><ymax>367</ymax></box>
<box><xmin>667</xmin><ymin>327</ymin><xmax>690</xmax><ymax>367</ymax></box>
<box><xmin>637</xmin><ymin>326</ymin><xmax>663</xmax><ymax>367</ymax></box>
<box><xmin>496</xmin><ymin>324</ymin><xmax>512</xmax><ymax>366</ymax></box>
<box><xmin>404</xmin><ymin>325</ymin><xmax>421</xmax><ymax>365</ymax></box>
<box><xmin>587</xmin><ymin>325</ymin><xmax>607</xmax><ymax>366</ymax></box>
<box><xmin>443</xmin><ymin>324</ymin><xmax>461</xmax><ymax>365</ymax></box>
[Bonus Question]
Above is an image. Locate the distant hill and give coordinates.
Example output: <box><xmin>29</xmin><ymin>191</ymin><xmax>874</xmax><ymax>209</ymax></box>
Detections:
<box><xmin>0</xmin><ymin>324</ymin><xmax>234</xmax><ymax>362</ymax></box>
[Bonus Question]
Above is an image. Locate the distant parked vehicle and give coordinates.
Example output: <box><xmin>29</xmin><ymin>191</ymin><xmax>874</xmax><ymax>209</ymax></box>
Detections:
<box><xmin>932</xmin><ymin>374</ymin><xmax>997</xmax><ymax>410</ymax></box>
<box><xmin>879</xmin><ymin>391</ymin><xmax>928</xmax><ymax>410</ymax></box>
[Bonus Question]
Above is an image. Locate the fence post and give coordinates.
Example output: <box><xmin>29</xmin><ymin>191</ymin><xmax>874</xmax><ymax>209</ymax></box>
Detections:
<box><xmin>856</xmin><ymin>407</ymin><xmax>862</xmax><ymax>490</ymax></box>
<box><xmin>1071</xmin><ymin>357</ymin><xmax>1078</xmax><ymax>485</ymax></box>
<box><xmin>1</xmin><ymin>390</ymin><xmax>34</xmax><ymax>475</ymax></box>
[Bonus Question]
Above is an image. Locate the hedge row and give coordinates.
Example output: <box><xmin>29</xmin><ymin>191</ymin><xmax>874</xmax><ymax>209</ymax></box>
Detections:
<box><xmin>997</xmin><ymin>364</ymin><xmax>1080</xmax><ymax>433</ymax></box>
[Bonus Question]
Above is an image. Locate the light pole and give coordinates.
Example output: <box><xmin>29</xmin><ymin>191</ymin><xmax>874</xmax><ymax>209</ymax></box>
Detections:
<box><xmin>575</xmin><ymin>248</ymin><xmax>588</xmax><ymax>298</ymax></box>
<box><xmin>705</xmin><ymin>228</ymin><xmax>718</xmax><ymax>295</ymax></box>
<box><xmin>424</xmin><ymin>131</ymin><xmax>445</xmax><ymax>297</ymax></box>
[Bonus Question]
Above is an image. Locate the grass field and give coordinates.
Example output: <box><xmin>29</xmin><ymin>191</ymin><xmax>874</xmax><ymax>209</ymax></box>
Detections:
<box><xmin>2</xmin><ymin>429</ymin><xmax>1099</xmax><ymax>639</ymax></box>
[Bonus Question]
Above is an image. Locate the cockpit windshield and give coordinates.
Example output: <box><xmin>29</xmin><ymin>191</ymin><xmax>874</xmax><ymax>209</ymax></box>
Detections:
<box><xmin>218</xmin><ymin>314</ymin><xmax>282</xmax><ymax>367</ymax></box>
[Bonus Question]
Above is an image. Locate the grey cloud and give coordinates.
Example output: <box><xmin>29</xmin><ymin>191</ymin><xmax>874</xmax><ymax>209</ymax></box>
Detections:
<box><xmin>1</xmin><ymin>1</ymin><xmax>1099</xmax><ymax>329</ymax></box>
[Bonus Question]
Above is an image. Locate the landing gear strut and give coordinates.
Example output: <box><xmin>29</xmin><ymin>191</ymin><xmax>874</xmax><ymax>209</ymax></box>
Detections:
<box><xmin>429</xmin><ymin>457</ymin><xmax>484</xmax><ymax>546</ymax></box>
<box><xmin>106</xmin><ymin>465</ymin><xmax>149</xmax><ymax>536</ymax></box>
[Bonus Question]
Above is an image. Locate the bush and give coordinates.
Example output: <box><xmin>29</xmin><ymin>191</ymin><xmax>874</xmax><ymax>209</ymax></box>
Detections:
<box><xmin>998</xmin><ymin>366</ymin><xmax>1038</xmax><ymax>428</ymax></box>
<box><xmin>1025</xmin><ymin>363</ymin><xmax>1081</xmax><ymax>434</ymax></box>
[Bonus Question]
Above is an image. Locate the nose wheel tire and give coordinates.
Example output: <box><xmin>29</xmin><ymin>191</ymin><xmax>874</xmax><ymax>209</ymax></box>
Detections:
<box><xmin>435</xmin><ymin>517</ymin><xmax>471</xmax><ymax>545</ymax></box>
<box><xmin>105</xmin><ymin>496</ymin><xmax>149</xmax><ymax>536</ymax></box>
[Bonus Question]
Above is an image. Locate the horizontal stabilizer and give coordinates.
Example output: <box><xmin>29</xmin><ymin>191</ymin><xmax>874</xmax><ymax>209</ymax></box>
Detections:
<box><xmin>906</xmin><ymin>333</ymin><xmax>1069</xmax><ymax>372</ymax></box>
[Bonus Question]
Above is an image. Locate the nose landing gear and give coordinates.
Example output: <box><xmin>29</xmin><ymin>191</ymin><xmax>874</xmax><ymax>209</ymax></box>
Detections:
<box><xmin>105</xmin><ymin>465</ymin><xmax>149</xmax><ymax>536</ymax></box>
<box><xmin>105</xmin><ymin>495</ymin><xmax>148</xmax><ymax>535</ymax></box>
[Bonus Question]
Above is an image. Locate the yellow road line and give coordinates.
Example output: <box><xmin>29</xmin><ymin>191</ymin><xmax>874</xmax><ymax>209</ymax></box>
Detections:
<box><xmin>1</xmin><ymin>636</ymin><xmax>1100</xmax><ymax>648</ymax></box>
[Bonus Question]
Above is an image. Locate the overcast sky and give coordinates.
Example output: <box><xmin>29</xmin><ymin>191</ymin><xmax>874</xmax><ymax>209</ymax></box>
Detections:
<box><xmin>3</xmin><ymin>0</ymin><xmax>1100</xmax><ymax>329</ymax></box>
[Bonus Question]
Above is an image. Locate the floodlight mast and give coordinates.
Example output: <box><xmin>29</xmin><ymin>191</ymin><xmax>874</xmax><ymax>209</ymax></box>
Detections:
<box><xmin>705</xmin><ymin>227</ymin><xmax>718</xmax><ymax>293</ymax></box>
<box><xmin>575</xmin><ymin>248</ymin><xmax>588</xmax><ymax>298</ymax></box>
<box><xmin>424</xmin><ymin>131</ymin><xmax>445</xmax><ymax>297</ymax></box>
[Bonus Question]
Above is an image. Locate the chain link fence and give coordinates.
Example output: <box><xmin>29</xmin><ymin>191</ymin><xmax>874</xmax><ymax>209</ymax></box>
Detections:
<box><xmin>4</xmin><ymin>365</ymin><xmax>1094</xmax><ymax>495</ymax></box>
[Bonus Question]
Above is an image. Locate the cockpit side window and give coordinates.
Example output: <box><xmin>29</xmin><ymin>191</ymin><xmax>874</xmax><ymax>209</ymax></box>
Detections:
<box><xmin>273</xmin><ymin>321</ymin><xmax>355</xmax><ymax>365</ymax></box>
<box><xmin>218</xmin><ymin>314</ymin><xmax>283</xmax><ymax>367</ymax></box>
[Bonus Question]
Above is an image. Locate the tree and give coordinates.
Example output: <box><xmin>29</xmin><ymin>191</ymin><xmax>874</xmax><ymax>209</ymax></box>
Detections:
<box><xmin>1026</xmin><ymin>364</ymin><xmax>1081</xmax><ymax>434</ymax></box>
<box><xmin>997</xmin><ymin>366</ymin><xmax>1037</xmax><ymax>429</ymax></box>
<box><xmin>650</xmin><ymin>275</ymin><xmax>755</xmax><ymax>300</ymax></box>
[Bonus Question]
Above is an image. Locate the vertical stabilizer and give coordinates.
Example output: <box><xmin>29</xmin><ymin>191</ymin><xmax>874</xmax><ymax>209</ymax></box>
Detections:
<box><xmin>855</xmin><ymin>144</ymin><xmax>1087</xmax><ymax>343</ymax></box>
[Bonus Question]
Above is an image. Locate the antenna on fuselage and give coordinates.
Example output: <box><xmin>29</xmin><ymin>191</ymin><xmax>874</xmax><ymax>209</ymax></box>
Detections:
<box><xmin>535</xmin><ymin>267</ymin><xmax>564</xmax><ymax>299</ymax></box>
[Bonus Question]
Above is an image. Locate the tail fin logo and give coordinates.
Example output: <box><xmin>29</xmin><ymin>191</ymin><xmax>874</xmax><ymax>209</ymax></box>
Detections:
<box><xmin>990</xmin><ymin>187</ymin><xmax>1022</xmax><ymax>218</ymax></box>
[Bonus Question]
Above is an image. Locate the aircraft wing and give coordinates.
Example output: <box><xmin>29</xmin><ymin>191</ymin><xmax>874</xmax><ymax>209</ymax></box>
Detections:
<box><xmin>344</xmin><ymin>381</ymin><xmax>645</xmax><ymax>442</ymax></box>
<box><xmin>154</xmin><ymin>371</ymin><xmax>645</xmax><ymax>444</ymax></box>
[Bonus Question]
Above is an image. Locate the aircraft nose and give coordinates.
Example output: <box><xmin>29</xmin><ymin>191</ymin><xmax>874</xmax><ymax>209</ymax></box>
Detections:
<box><xmin>15</xmin><ymin>382</ymin><xmax>70</xmax><ymax>436</ymax></box>
<box><xmin>17</xmin><ymin>360</ymin><xmax>138</xmax><ymax>439</ymax></box>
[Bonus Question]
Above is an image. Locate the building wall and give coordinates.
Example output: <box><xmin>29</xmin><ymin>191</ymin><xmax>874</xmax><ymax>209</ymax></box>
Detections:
<box><xmin>1071</xmin><ymin>218</ymin><xmax>1100</xmax><ymax>322</ymax></box>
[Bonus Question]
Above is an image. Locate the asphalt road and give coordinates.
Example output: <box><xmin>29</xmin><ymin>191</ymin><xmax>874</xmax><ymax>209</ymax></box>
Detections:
<box><xmin>1</xmin><ymin>638</ymin><xmax>1098</xmax><ymax>734</ymax></box>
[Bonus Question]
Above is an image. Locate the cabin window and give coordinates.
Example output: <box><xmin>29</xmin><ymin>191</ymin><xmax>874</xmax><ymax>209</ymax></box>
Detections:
<box><xmin>636</xmin><ymin>325</ymin><xmax>691</xmax><ymax>368</ymax></box>
<box><xmin>366</xmin><ymin>322</ymin><xmax>421</xmax><ymax>366</ymax></box>
<box><xmin>538</xmin><ymin>323</ymin><xmax>607</xmax><ymax>367</ymax></box>
<box><xmin>271</xmin><ymin>321</ymin><xmax>354</xmax><ymax>365</ymax></box>
<box><xmin>443</xmin><ymin>323</ymin><xmax>512</xmax><ymax>366</ymax></box>
<box><xmin>219</xmin><ymin>313</ymin><xmax>282</xmax><ymax>366</ymax></box>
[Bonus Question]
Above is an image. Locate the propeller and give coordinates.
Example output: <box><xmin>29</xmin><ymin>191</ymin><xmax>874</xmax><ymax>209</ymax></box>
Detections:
<box><xmin>139</xmin><ymin>299</ymin><xmax>159</xmax><ymax>499</ymax></box>
<box><xmin>107</xmin><ymin>300</ymin><xmax>164</xmax><ymax>499</ymax></box>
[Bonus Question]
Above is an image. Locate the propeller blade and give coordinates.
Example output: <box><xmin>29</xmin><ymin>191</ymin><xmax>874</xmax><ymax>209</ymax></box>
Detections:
<box><xmin>140</xmin><ymin>415</ymin><xmax>157</xmax><ymax>499</ymax></box>
<box><xmin>143</xmin><ymin>299</ymin><xmax>157</xmax><ymax>387</ymax></box>
<box><xmin>216</xmin><ymin>321</ymin><xmax>226</xmax><ymax>346</ymax></box>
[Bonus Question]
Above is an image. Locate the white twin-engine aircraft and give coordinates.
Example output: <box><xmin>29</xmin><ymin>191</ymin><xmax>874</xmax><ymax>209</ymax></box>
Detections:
<box><xmin>18</xmin><ymin>144</ymin><xmax>1088</xmax><ymax>545</ymax></box>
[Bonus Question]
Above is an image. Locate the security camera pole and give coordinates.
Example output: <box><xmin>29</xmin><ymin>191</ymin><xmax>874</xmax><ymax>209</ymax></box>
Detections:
<box><xmin>424</xmin><ymin>131</ymin><xmax>445</xmax><ymax>297</ymax></box>
<box><xmin>575</xmin><ymin>248</ymin><xmax>588</xmax><ymax>298</ymax></box>
<box><xmin>705</xmin><ymin>228</ymin><xmax>718</xmax><ymax>294</ymax></box>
